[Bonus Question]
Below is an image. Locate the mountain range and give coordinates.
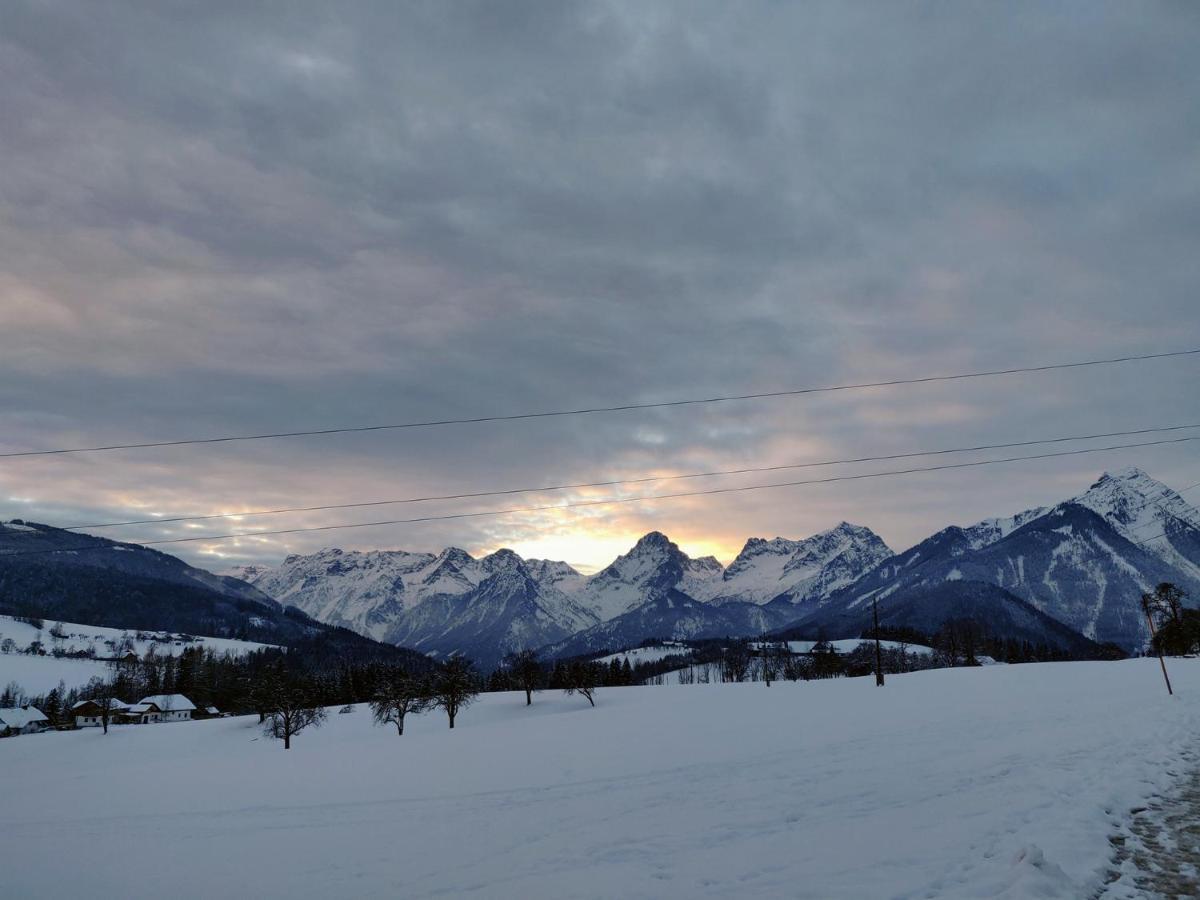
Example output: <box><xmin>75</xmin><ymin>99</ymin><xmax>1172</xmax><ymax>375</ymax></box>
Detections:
<box><xmin>0</xmin><ymin>521</ymin><xmax>429</xmax><ymax>668</ymax></box>
<box><xmin>4</xmin><ymin>467</ymin><xmax>1197</xmax><ymax>668</ymax></box>
<box><xmin>223</xmin><ymin>467</ymin><xmax>1200</xmax><ymax>664</ymax></box>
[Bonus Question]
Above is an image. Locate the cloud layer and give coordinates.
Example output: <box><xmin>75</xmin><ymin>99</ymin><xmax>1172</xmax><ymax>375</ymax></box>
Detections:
<box><xmin>2</xmin><ymin>1</ymin><xmax>1198</xmax><ymax>570</ymax></box>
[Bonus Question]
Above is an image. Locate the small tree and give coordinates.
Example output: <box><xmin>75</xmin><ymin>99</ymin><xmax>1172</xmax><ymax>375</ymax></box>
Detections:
<box><xmin>84</xmin><ymin>677</ymin><xmax>119</xmax><ymax>735</ymax></box>
<box><xmin>262</xmin><ymin>672</ymin><xmax>326</xmax><ymax>750</ymax></box>
<box><xmin>722</xmin><ymin>640</ymin><xmax>752</xmax><ymax>682</ymax></box>
<box><xmin>563</xmin><ymin>660</ymin><xmax>600</xmax><ymax>707</ymax></box>
<box><xmin>1144</xmin><ymin>583</ymin><xmax>1187</xmax><ymax>628</ymax></box>
<box><xmin>371</xmin><ymin>672</ymin><xmax>430</xmax><ymax>736</ymax></box>
<box><xmin>504</xmin><ymin>649</ymin><xmax>542</xmax><ymax>706</ymax></box>
<box><xmin>432</xmin><ymin>657</ymin><xmax>479</xmax><ymax>729</ymax></box>
<box><xmin>1153</xmin><ymin>608</ymin><xmax>1200</xmax><ymax>656</ymax></box>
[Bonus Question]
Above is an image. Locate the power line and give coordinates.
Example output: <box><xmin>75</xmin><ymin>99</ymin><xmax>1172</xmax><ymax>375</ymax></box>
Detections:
<box><xmin>19</xmin><ymin>421</ymin><xmax>1200</xmax><ymax>533</ymax></box>
<box><xmin>3</xmin><ymin>434</ymin><xmax>1197</xmax><ymax>556</ymax></box>
<box><xmin>3</xmin><ymin>347</ymin><xmax>1198</xmax><ymax>459</ymax></box>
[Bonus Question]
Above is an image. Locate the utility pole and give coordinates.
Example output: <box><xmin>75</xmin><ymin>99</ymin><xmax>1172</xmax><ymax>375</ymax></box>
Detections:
<box><xmin>1141</xmin><ymin>594</ymin><xmax>1173</xmax><ymax>697</ymax></box>
<box><xmin>873</xmin><ymin>596</ymin><xmax>885</xmax><ymax>687</ymax></box>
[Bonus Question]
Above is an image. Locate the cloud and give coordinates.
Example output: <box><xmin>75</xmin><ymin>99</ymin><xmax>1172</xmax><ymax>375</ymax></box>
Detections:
<box><xmin>1</xmin><ymin>1</ymin><xmax>1198</xmax><ymax>570</ymax></box>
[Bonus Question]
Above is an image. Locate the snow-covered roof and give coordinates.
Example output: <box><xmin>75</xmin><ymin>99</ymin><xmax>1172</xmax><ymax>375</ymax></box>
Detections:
<box><xmin>126</xmin><ymin>702</ymin><xmax>160</xmax><ymax>714</ymax></box>
<box><xmin>138</xmin><ymin>694</ymin><xmax>196</xmax><ymax>711</ymax></box>
<box><xmin>205</xmin><ymin>706</ymin><xmax>219</xmax><ymax>714</ymax></box>
<box><xmin>71</xmin><ymin>698</ymin><xmax>129</xmax><ymax>711</ymax></box>
<box><xmin>0</xmin><ymin>706</ymin><xmax>49</xmax><ymax>728</ymax></box>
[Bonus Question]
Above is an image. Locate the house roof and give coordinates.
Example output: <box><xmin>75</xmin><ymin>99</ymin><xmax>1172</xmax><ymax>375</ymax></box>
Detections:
<box><xmin>138</xmin><ymin>694</ymin><xmax>196</xmax><ymax>712</ymax></box>
<box><xmin>0</xmin><ymin>706</ymin><xmax>49</xmax><ymax>728</ymax></box>
<box><xmin>126</xmin><ymin>702</ymin><xmax>161</xmax><ymax>714</ymax></box>
<box><xmin>71</xmin><ymin>698</ymin><xmax>129</xmax><ymax>711</ymax></box>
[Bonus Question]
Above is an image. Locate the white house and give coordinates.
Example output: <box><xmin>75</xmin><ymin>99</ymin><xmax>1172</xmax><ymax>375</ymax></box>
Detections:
<box><xmin>71</xmin><ymin>698</ymin><xmax>130</xmax><ymax>727</ymax></box>
<box><xmin>0</xmin><ymin>706</ymin><xmax>50</xmax><ymax>736</ymax></box>
<box><xmin>138</xmin><ymin>694</ymin><xmax>196</xmax><ymax>722</ymax></box>
<box><xmin>117</xmin><ymin>702</ymin><xmax>162</xmax><ymax>724</ymax></box>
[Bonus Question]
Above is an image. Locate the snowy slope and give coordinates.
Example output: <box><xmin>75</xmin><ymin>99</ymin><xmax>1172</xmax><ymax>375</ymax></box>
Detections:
<box><xmin>0</xmin><ymin>615</ymin><xmax>279</xmax><ymax>692</ymax></box>
<box><xmin>572</xmin><ymin>531</ymin><xmax>720</xmax><ymax>621</ymax></box>
<box><xmin>1</xmin><ymin>660</ymin><xmax>1197</xmax><ymax>898</ymax></box>
<box><xmin>796</xmin><ymin>470</ymin><xmax>1200</xmax><ymax>651</ymax></box>
<box><xmin>242</xmin><ymin>546</ymin><xmax>595</xmax><ymax>652</ymax></box>
<box><xmin>704</xmin><ymin>522</ymin><xmax>892</xmax><ymax>605</ymax></box>
<box><xmin>1072</xmin><ymin>467</ymin><xmax>1200</xmax><ymax>581</ymax></box>
<box><xmin>0</xmin><ymin>615</ymin><xmax>278</xmax><ymax>659</ymax></box>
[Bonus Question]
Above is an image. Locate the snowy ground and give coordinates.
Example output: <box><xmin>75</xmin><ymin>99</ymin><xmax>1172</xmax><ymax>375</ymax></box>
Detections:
<box><xmin>594</xmin><ymin>643</ymin><xmax>694</xmax><ymax>666</ymax></box>
<box><xmin>0</xmin><ymin>614</ymin><xmax>278</xmax><ymax>658</ymax></box>
<box><xmin>0</xmin><ymin>615</ymin><xmax>277</xmax><ymax>692</ymax></box>
<box><xmin>1</xmin><ymin>659</ymin><xmax>1198</xmax><ymax>899</ymax></box>
<box><xmin>0</xmin><ymin>652</ymin><xmax>114</xmax><ymax>694</ymax></box>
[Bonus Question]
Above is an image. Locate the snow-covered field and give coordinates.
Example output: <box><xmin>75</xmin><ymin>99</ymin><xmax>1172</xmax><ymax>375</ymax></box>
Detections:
<box><xmin>0</xmin><ymin>652</ymin><xmax>114</xmax><ymax>694</ymax></box>
<box><xmin>0</xmin><ymin>615</ymin><xmax>278</xmax><ymax>692</ymax></box>
<box><xmin>763</xmin><ymin>638</ymin><xmax>937</xmax><ymax>656</ymax></box>
<box><xmin>0</xmin><ymin>614</ymin><xmax>278</xmax><ymax>659</ymax></box>
<box><xmin>1</xmin><ymin>659</ymin><xmax>1197</xmax><ymax>899</ymax></box>
<box><xmin>594</xmin><ymin>643</ymin><xmax>693</xmax><ymax>666</ymax></box>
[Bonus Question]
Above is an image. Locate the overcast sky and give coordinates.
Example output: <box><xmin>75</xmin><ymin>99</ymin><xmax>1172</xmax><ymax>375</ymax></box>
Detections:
<box><xmin>2</xmin><ymin>1</ymin><xmax>1198</xmax><ymax>573</ymax></box>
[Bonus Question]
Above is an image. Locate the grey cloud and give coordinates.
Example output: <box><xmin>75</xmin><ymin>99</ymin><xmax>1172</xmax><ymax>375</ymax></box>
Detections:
<box><xmin>1</xmin><ymin>1</ymin><xmax>1198</xmax><ymax>569</ymax></box>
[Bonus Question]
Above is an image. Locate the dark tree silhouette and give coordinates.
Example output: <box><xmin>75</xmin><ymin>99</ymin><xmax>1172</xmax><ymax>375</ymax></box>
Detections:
<box><xmin>371</xmin><ymin>672</ymin><xmax>430</xmax><ymax>736</ymax></box>
<box><xmin>563</xmin><ymin>660</ymin><xmax>600</xmax><ymax>707</ymax></box>
<box><xmin>722</xmin><ymin>640</ymin><xmax>752</xmax><ymax>682</ymax></box>
<box><xmin>262</xmin><ymin>671</ymin><xmax>326</xmax><ymax>749</ymax></box>
<box><xmin>1144</xmin><ymin>582</ymin><xmax>1187</xmax><ymax>627</ymax></box>
<box><xmin>433</xmin><ymin>656</ymin><xmax>479</xmax><ymax>729</ymax></box>
<box><xmin>504</xmin><ymin>649</ymin><xmax>543</xmax><ymax>706</ymax></box>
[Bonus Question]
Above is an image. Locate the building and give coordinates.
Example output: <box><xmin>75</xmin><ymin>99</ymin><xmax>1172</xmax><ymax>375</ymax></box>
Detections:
<box><xmin>116</xmin><ymin>702</ymin><xmax>162</xmax><ymax>724</ymax></box>
<box><xmin>0</xmin><ymin>706</ymin><xmax>51</xmax><ymax>736</ymax></box>
<box><xmin>71</xmin><ymin>698</ymin><xmax>130</xmax><ymax>727</ymax></box>
<box><xmin>137</xmin><ymin>694</ymin><xmax>196</xmax><ymax>722</ymax></box>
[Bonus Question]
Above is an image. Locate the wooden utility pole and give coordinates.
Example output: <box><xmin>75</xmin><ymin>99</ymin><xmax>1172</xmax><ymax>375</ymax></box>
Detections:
<box><xmin>1142</xmin><ymin>595</ymin><xmax>1173</xmax><ymax>696</ymax></box>
<box><xmin>873</xmin><ymin>596</ymin><xmax>885</xmax><ymax>687</ymax></box>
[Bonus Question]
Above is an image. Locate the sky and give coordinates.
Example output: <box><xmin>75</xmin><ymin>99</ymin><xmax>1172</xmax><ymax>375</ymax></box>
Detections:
<box><xmin>2</xmin><ymin>1</ymin><xmax>1199</xmax><ymax>574</ymax></box>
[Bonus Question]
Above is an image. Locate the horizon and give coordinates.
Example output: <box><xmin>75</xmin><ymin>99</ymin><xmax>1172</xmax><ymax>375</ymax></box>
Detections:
<box><xmin>4</xmin><ymin>463</ymin><xmax>1182</xmax><ymax>576</ymax></box>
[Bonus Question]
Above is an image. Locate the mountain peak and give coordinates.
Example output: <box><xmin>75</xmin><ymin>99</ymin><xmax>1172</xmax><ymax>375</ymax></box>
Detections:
<box><xmin>633</xmin><ymin>531</ymin><xmax>673</xmax><ymax>550</ymax></box>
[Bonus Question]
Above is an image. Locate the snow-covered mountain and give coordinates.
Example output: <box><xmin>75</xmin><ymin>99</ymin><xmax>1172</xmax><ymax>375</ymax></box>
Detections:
<box><xmin>703</xmin><ymin>522</ymin><xmax>893</xmax><ymax>605</ymax></box>
<box><xmin>229</xmin><ymin>527</ymin><xmax>885</xmax><ymax>663</ymax></box>
<box><xmin>791</xmin><ymin>468</ymin><xmax>1200</xmax><ymax>651</ymax></box>
<box><xmin>1072</xmin><ymin>467</ymin><xmax>1200</xmax><ymax>582</ymax></box>
<box><xmin>237</xmin><ymin>546</ymin><xmax>596</xmax><ymax>665</ymax></box>
<box><xmin>222</xmin><ymin>467</ymin><xmax>1200</xmax><ymax>662</ymax></box>
<box><xmin>571</xmin><ymin>532</ymin><xmax>723</xmax><ymax>622</ymax></box>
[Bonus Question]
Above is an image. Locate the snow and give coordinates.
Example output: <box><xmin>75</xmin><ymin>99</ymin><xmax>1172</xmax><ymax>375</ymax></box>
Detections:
<box><xmin>139</xmin><ymin>694</ymin><xmax>197</xmax><ymax>712</ymax></box>
<box><xmin>2</xmin><ymin>659</ymin><xmax>1196</xmax><ymax>898</ymax></box>
<box><xmin>594</xmin><ymin>644</ymin><xmax>693</xmax><ymax>666</ymax></box>
<box><xmin>0</xmin><ymin>615</ymin><xmax>278</xmax><ymax>693</ymax></box>
<box><xmin>0</xmin><ymin>706</ymin><xmax>47</xmax><ymax>728</ymax></box>
<box><xmin>0</xmin><ymin>615</ymin><xmax>278</xmax><ymax>659</ymax></box>
<box><xmin>0</xmin><ymin>653</ymin><xmax>114</xmax><ymax>693</ymax></box>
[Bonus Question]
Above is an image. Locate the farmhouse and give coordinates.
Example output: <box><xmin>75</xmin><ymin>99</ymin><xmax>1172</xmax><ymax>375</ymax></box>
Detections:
<box><xmin>0</xmin><ymin>706</ymin><xmax>50</xmax><ymax>736</ymax></box>
<box><xmin>71</xmin><ymin>698</ymin><xmax>130</xmax><ymax>727</ymax></box>
<box><xmin>117</xmin><ymin>702</ymin><xmax>162</xmax><ymax>725</ymax></box>
<box><xmin>138</xmin><ymin>694</ymin><xmax>196</xmax><ymax>722</ymax></box>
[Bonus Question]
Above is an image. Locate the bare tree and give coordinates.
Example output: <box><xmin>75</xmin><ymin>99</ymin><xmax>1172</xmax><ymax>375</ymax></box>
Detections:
<box><xmin>504</xmin><ymin>649</ymin><xmax>543</xmax><ymax>706</ymax></box>
<box><xmin>371</xmin><ymin>672</ymin><xmax>430</xmax><ymax>736</ymax></box>
<box><xmin>563</xmin><ymin>660</ymin><xmax>600</xmax><ymax>707</ymax></box>
<box><xmin>432</xmin><ymin>657</ymin><xmax>479</xmax><ymax>729</ymax></box>
<box><xmin>760</xmin><ymin>642</ymin><xmax>787</xmax><ymax>686</ymax></box>
<box><xmin>721</xmin><ymin>640</ymin><xmax>752</xmax><ymax>682</ymax></box>
<box><xmin>84</xmin><ymin>677</ymin><xmax>119</xmax><ymax>735</ymax></box>
<box><xmin>262</xmin><ymin>672</ymin><xmax>326</xmax><ymax>749</ymax></box>
<box><xmin>1144</xmin><ymin>582</ymin><xmax>1187</xmax><ymax>627</ymax></box>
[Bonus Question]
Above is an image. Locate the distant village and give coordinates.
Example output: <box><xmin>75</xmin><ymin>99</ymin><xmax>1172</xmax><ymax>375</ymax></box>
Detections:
<box><xmin>1</xmin><ymin>693</ymin><xmax>223</xmax><ymax>737</ymax></box>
